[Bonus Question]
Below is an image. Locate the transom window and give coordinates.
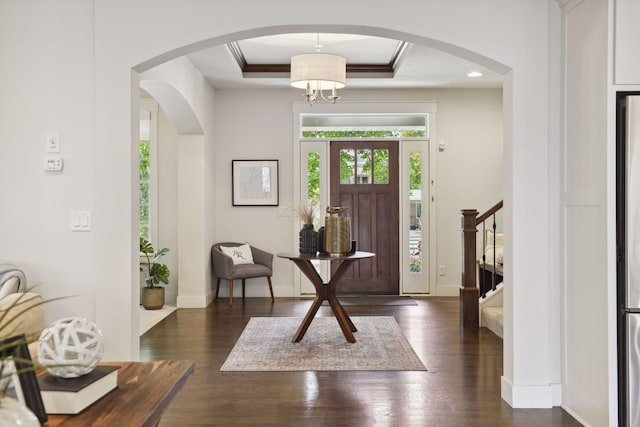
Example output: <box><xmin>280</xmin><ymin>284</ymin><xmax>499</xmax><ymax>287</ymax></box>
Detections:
<box><xmin>301</xmin><ymin>114</ymin><xmax>428</xmax><ymax>139</ymax></box>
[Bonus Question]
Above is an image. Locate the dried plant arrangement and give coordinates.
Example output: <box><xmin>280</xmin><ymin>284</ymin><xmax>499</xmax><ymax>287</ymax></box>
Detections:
<box><xmin>293</xmin><ymin>202</ymin><xmax>319</xmax><ymax>225</ymax></box>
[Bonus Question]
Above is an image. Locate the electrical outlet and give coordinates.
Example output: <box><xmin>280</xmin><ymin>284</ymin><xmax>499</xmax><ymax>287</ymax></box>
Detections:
<box><xmin>439</xmin><ymin>265</ymin><xmax>446</xmax><ymax>276</ymax></box>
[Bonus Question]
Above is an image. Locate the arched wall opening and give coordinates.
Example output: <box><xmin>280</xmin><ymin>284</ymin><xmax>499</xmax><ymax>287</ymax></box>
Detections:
<box><xmin>128</xmin><ymin>23</ymin><xmax>517</xmax><ymax>400</ymax></box>
<box><xmin>139</xmin><ymin>78</ymin><xmax>204</xmax><ymax>309</ymax></box>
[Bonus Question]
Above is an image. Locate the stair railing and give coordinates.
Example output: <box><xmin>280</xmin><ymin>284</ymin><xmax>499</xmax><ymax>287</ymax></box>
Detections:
<box><xmin>460</xmin><ymin>200</ymin><xmax>503</xmax><ymax>328</ymax></box>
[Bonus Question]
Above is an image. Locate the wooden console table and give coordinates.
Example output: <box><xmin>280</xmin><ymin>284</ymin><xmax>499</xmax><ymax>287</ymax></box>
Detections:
<box><xmin>278</xmin><ymin>251</ymin><xmax>375</xmax><ymax>343</ymax></box>
<box><xmin>43</xmin><ymin>360</ymin><xmax>194</xmax><ymax>427</ymax></box>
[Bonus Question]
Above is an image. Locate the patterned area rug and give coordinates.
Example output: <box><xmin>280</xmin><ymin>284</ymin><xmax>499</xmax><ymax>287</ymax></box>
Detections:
<box><xmin>220</xmin><ymin>316</ymin><xmax>427</xmax><ymax>371</ymax></box>
<box><xmin>320</xmin><ymin>296</ymin><xmax>418</xmax><ymax>306</ymax></box>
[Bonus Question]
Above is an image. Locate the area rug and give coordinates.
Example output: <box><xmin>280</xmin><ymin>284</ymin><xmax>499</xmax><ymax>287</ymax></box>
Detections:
<box><xmin>220</xmin><ymin>316</ymin><xmax>427</xmax><ymax>371</ymax></box>
<box><xmin>320</xmin><ymin>296</ymin><xmax>417</xmax><ymax>306</ymax></box>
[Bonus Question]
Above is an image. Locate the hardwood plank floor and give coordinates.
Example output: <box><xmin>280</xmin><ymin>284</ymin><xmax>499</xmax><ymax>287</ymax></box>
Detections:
<box><xmin>140</xmin><ymin>297</ymin><xmax>582</xmax><ymax>427</ymax></box>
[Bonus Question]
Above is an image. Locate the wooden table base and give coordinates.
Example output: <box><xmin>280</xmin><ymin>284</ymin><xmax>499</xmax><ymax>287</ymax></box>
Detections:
<box><xmin>278</xmin><ymin>251</ymin><xmax>375</xmax><ymax>343</ymax></box>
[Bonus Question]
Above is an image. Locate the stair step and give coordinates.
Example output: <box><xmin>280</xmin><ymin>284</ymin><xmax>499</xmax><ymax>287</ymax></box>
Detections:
<box><xmin>481</xmin><ymin>306</ymin><xmax>503</xmax><ymax>339</ymax></box>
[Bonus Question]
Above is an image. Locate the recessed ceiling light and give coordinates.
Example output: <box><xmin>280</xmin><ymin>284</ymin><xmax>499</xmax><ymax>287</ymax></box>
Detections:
<box><xmin>467</xmin><ymin>71</ymin><xmax>483</xmax><ymax>78</ymax></box>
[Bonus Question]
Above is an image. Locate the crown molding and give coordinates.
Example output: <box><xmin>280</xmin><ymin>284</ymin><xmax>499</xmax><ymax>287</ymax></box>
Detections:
<box><xmin>226</xmin><ymin>39</ymin><xmax>405</xmax><ymax>80</ymax></box>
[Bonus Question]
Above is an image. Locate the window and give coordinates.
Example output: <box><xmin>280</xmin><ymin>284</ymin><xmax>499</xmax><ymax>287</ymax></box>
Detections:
<box><xmin>408</xmin><ymin>152</ymin><xmax>422</xmax><ymax>273</ymax></box>
<box><xmin>139</xmin><ymin>137</ymin><xmax>150</xmax><ymax>240</ymax></box>
<box><xmin>139</xmin><ymin>100</ymin><xmax>158</xmax><ymax>241</ymax></box>
<box><xmin>306</xmin><ymin>152</ymin><xmax>321</xmax><ymax>228</ymax></box>
<box><xmin>339</xmin><ymin>148</ymin><xmax>390</xmax><ymax>184</ymax></box>
<box><xmin>301</xmin><ymin>114</ymin><xmax>428</xmax><ymax>139</ymax></box>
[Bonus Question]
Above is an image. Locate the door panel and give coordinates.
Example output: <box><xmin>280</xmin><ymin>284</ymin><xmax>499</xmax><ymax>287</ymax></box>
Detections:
<box><xmin>330</xmin><ymin>141</ymin><xmax>399</xmax><ymax>294</ymax></box>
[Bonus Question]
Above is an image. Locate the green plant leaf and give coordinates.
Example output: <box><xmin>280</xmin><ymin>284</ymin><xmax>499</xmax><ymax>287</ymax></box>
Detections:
<box><xmin>139</xmin><ymin>237</ymin><xmax>171</xmax><ymax>288</ymax></box>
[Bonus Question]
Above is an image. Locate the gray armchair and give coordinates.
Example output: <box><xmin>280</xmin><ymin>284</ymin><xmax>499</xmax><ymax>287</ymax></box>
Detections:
<box><xmin>211</xmin><ymin>242</ymin><xmax>274</xmax><ymax>306</ymax></box>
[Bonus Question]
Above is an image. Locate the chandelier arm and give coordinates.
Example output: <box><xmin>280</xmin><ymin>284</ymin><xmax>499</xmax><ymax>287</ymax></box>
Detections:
<box><xmin>318</xmin><ymin>85</ymin><xmax>340</xmax><ymax>104</ymax></box>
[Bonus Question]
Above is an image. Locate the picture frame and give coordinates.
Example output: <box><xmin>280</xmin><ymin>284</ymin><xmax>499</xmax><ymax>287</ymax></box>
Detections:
<box><xmin>232</xmin><ymin>160</ymin><xmax>279</xmax><ymax>206</ymax></box>
<box><xmin>1</xmin><ymin>334</ymin><xmax>48</xmax><ymax>423</ymax></box>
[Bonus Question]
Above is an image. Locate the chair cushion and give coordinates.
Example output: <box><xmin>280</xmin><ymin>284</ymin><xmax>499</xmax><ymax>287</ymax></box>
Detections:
<box><xmin>220</xmin><ymin>243</ymin><xmax>254</xmax><ymax>265</ymax></box>
<box><xmin>229</xmin><ymin>264</ymin><xmax>272</xmax><ymax>279</ymax></box>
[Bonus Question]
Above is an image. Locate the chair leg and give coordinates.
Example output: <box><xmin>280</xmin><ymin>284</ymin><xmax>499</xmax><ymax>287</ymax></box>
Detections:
<box><xmin>267</xmin><ymin>276</ymin><xmax>274</xmax><ymax>302</ymax></box>
<box><xmin>215</xmin><ymin>278</ymin><xmax>221</xmax><ymax>301</ymax></box>
<box><xmin>229</xmin><ymin>280</ymin><xmax>234</xmax><ymax>307</ymax></box>
<box><xmin>242</xmin><ymin>279</ymin><xmax>246</xmax><ymax>299</ymax></box>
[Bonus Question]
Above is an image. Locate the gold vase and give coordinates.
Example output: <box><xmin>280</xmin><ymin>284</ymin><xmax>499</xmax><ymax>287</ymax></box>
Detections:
<box><xmin>324</xmin><ymin>206</ymin><xmax>351</xmax><ymax>257</ymax></box>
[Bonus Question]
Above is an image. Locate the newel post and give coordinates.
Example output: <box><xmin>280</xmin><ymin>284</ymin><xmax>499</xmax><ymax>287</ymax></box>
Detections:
<box><xmin>460</xmin><ymin>209</ymin><xmax>479</xmax><ymax>327</ymax></box>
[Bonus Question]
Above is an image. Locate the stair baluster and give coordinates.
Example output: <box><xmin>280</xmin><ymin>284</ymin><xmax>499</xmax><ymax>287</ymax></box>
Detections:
<box><xmin>492</xmin><ymin>213</ymin><xmax>497</xmax><ymax>293</ymax></box>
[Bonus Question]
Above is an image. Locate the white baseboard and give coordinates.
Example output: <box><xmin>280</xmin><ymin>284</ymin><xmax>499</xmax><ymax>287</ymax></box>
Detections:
<box><xmin>435</xmin><ymin>284</ymin><xmax>460</xmax><ymax>297</ymax></box>
<box><xmin>551</xmin><ymin>383</ymin><xmax>562</xmax><ymax>407</ymax></box>
<box><xmin>501</xmin><ymin>376</ymin><xmax>554</xmax><ymax>408</ymax></box>
<box><xmin>177</xmin><ymin>290</ymin><xmax>213</xmax><ymax>308</ymax></box>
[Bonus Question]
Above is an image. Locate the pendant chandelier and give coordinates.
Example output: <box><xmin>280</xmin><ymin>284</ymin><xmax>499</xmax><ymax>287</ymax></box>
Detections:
<box><xmin>290</xmin><ymin>35</ymin><xmax>346</xmax><ymax>105</ymax></box>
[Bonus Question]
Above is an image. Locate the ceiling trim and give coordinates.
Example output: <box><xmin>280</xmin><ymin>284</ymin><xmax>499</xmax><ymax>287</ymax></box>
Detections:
<box><xmin>226</xmin><ymin>39</ymin><xmax>409</xmax><ymax>80</ymax></box>
<box><xmin>227</xmin><ymin>41</ymin><xmax>247</xmax><ymax>70</ymax></box>
<box><xmin>291</xmin><ymin>100</ymin><xmax>437</xmax><ymax>114</ymax></box>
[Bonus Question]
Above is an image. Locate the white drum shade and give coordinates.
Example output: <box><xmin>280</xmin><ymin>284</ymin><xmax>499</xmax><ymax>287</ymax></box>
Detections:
<box><xmin>290</xmin><ymin>53</ymin><xmax>346</xmax><ymax>90</ymax></box>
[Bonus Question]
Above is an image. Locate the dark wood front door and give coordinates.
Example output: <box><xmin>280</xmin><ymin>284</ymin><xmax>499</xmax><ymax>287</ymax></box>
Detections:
<box><xmin>329</xmin><ymin>141</ymin><xmax>399</xmax><ymax>294</ymax></box>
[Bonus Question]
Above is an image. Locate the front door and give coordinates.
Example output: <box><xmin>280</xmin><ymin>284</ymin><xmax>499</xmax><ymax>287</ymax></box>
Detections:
<box><xmin>329</xmin><ymin>141</ymin><xmax>399</xmax><ymax>294</ymax></box>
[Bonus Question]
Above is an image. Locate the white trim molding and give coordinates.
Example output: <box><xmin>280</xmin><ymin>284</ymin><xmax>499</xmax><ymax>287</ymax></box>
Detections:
<box><xmin>501</xmin><ymin>376</ymin><xmax>555</xmax><ymax>408</ymax></box>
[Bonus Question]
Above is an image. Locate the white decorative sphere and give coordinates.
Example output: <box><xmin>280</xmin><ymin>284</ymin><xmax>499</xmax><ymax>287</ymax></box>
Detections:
<box><xmin>37</xmin><ymin>317</ymin><xmax>104</xmax><ymax>378</ymax></box>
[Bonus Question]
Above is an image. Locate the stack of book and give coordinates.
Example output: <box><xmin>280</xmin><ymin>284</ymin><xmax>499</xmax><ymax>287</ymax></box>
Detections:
<box><xmin>37</xmin><ymin>365</ymin><xmax>119</xmax><ymax>414</ymax></box>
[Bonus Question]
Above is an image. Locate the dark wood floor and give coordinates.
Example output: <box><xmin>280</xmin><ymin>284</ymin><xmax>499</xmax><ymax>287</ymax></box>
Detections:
<box><xmin>140</xmin><ymin>297</ymin><xmax>582</xmax><ymax>427</ymax></box>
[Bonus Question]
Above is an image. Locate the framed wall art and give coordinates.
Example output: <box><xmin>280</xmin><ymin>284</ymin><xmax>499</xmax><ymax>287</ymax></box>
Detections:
<box><xmin>232</xmin><ymin>160</ymin><xmax>279</xmax><ymax>206</ymax></box>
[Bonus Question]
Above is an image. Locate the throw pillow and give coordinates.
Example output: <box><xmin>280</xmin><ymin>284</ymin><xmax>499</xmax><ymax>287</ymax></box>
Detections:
<box><xmin>0</xmin><ymin>277</ymin><xmax>19</xmax><ymax>300</ymax></box>
<box><xmin>220</xmin><ymin>243</ymin><xmax>254</xmax><ymax>265</ymax></box>
<box><xmin>485</xmin><ymin>230</ymin><xmax>504</xmax><ymax>248</ymax></box>
<box><xmin>483</xmin><ymin>246</ymin><xmax>504</xmax><ymax>265</ymax></box>
<box><xmin>484</xmin><ymin>230</ymin><xmax>504</xmax><ymax>264</ymax></box>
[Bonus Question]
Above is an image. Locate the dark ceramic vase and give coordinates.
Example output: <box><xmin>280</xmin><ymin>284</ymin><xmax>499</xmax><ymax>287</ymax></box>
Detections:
<box><xmin>299</xmin><ymin>224</ymin><xmax>318</xmax><ymax>255</ymax></box>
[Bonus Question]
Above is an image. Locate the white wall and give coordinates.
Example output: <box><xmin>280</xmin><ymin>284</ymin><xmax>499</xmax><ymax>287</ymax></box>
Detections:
<box><xmin>213</xmin><ymin>89</ymin><xmax>295</xmax><ymax>296</ymax></box>
<box><xmin>0</xmin><ymin>1</ymin><xmax>97</xmax><ymax>324</ymax></box>
<box><xmin>157</xmin><ymin>106</ymin><xmax>180</xmax><ymax>306</ymax></box>
<box><xmin>0</xmin><ymin>0</ymin><xmax>585</xmax><ymax>417</ymax></box>
<box><xmin>211</xmin><ymin>88</ymin><xmax>502</xmax><ymax>298</ymax></box>
<box><xmin>432</xmin><ymin>89</ymin><xmax>503</xmax><ymax>292</ymax></box>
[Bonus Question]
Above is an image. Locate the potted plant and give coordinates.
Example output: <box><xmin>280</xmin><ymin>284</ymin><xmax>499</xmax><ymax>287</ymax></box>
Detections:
<box><xmin>139</xmin><ymin>237</ymin><xmax>170</xmax><ymax>310</ymax></box>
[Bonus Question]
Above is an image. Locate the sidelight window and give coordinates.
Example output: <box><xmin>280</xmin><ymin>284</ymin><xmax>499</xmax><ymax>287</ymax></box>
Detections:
<box><xmin>408</xmin><ymin>152</ymin><xmax>422</xmax><ymax>273</ymax></box>
<box><xmin>139</xmin><ymin>99</ymin><xmax>158</xmax><ymax>242</ymax></box>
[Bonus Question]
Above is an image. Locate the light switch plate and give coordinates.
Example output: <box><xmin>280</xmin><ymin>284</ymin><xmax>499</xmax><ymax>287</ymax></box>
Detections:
<box><xmin>70</xmin><ymin>211</ymin><xmax>91</xmax><ymax>232</ymax></box>
<box><xmin>47</xmin><ymin>131</ymin><xmax>60</xmax><ymax>153</ymax></box>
